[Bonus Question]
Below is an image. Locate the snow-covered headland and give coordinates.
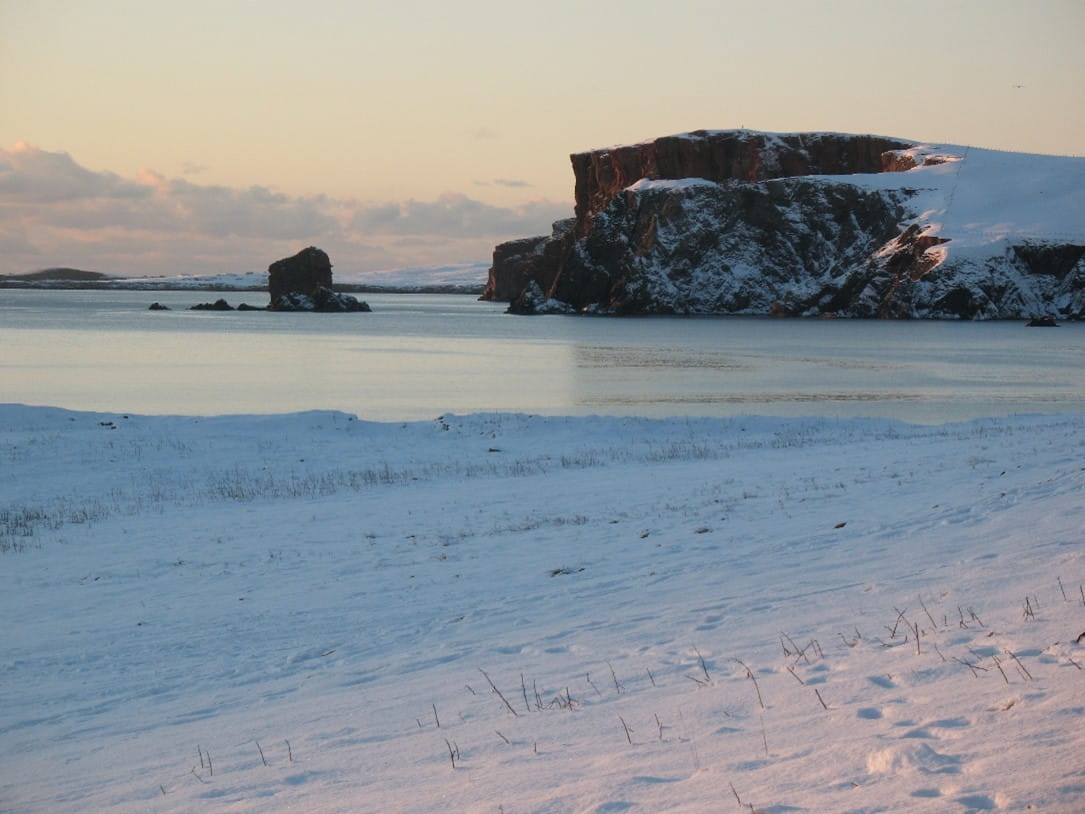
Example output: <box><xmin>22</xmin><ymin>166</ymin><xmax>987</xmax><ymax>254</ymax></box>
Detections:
<box><xmin>2</xmin><ymin>405</ymin><xmax>1083</xmax><ymax>812</ymax></box>
<box><xmin>487</xmin><ymin>131</ymin><xmax>1085</xmax><ymax>319</ymax></box>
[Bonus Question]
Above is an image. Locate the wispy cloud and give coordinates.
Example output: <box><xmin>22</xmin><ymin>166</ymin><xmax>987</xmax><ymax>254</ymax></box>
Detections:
<box><xmin>0</xmin><ymin>144</ymin><xmax>571</xmax><ymax>276</ymax></box>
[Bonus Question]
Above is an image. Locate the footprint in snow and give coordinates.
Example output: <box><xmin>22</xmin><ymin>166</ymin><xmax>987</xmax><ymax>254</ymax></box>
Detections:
<box><xmin>954</xmin><ymin>792</ymin><xmax>1002</xmax><ymax>810</ymax></box>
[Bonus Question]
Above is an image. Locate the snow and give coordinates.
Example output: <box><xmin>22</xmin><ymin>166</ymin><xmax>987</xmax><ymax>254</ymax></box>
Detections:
<box><xmin>627</xmin><ymin>178</ymin><xmax>721</xmax><ymax>193</ymax></box>
<box><xmin>795</xmin><ymin>142</ymin><xmax>1085</xmax><ymax>257</ymax></box>
<box><xmin>3</xmin><ymin>405</ymin><xmax>1084</xmax><ymax>812</ymax></box>
<box><xmin>335</xmin><ymin>262</ymin><xmax>490</xmax><ymax>291</ymax></box>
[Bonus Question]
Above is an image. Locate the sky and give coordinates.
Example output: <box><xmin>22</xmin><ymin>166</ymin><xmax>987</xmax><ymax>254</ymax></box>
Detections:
<box><xmin>1</xmin><ymin>0</ymin><xmax>1083</xmax><ymax>278</ymax></box>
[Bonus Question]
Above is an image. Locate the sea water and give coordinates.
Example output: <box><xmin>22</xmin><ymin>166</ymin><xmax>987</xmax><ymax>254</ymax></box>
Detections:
<box><xmin>2</xmin><ymin>289</ymin><xmax>1083</xmax><ymax>423</ymax></box>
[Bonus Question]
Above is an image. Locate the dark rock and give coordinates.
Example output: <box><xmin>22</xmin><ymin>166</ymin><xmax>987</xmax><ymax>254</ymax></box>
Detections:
<box><xmin>910</xmin><ymin>241</ymin><xmax>1085</xmax><ymax>319</ymax></box>
<box><xmin>553</xmin><ymin>180</ymin><xmax>1085</xmax><ymax>319</ymax></box>
<box><xmin>507</xmin><ymin>280</ymin><xmax>544</xmax><ymax>314</ymax></box>
<box><xmin>190</xmin><ymin>298</ymin><xmax>233</xmax><ymax>311</ymax></box>
<box><xmin>268</xmin><ymin>246</ymin><xmax>332</xmax><ymax>308</ymax></box>
<box><xmin>552</xmin><ymin>177</ymin><xmax>911</xmax><ymax>316</ymax></box>
<box><xmin>273</xmin><ymin>286</ymin><xmax>371</xmax><ymax>312</ymax></box>
<box><xmin>267</xmin><ymin>246</ymin><xmax>370</xmax><ymax>312</ymax></box>
<box><xmin>236</xmin><ymin>303</ymin><xmax>265</xmax><ymax>311</ymax></box>
<box><xmin>507</xmin><ymin>280</ymin><xmax>574</xmax><ymax>315</ymax></box>
<box><xmin>1012</xmin><ymin>244</ymin><xmax>1085</xmax><ymax>279</ymax></box>
<box><xmin>1026</xmin><ymin>316</ymin><xmax>1059</xmax><ymax>326</ymax></box>
<box><xmin>148</xmin><ymin>302</ymin><xmax>170</xmax><ymax>310</ymax></box>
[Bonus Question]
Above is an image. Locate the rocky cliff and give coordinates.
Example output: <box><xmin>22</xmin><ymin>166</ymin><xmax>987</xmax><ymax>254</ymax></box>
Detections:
<box><xmin>569</xmin><ymin>131</ymin><xmax>915</xmax><ymax>238</ymax></box>
<box><xmin>483</xmin><ymin>130</ymin><xmax>1085</xmax><ymax>319</ymax></box>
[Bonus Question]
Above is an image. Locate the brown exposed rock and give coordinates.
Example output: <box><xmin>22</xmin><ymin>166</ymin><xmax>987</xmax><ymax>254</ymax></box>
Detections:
<box><xmin>484</xmin><ymin>236</ymin><xmax>548</xmax><ymax>302</ymax></box>
<box><xmin>570</xmin><ymin>131</ymin><xmax>914</xmax><ymax>238</ymax></box>
<box><xmin>482</xmin><ymin>219</ymin><xmax>574</xmax><ymax>302</ymax></box>
<box><xmin>881</xmin><ymin>149</ymin><xmax>955</xmax><ymax>173</ymax></box>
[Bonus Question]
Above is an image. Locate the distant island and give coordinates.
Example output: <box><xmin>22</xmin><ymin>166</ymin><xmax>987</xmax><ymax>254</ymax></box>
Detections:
<box><xmin>483</xmin><ymin>130</ymin><xmax>1085</xmax><ymax>319</ymax></box>
<box><xmin>3</xmin><ymin>268</ymin><xmax>112</xmax><ymax>284</ymax></box>
<box><xmin>0</xmin><ymin>263</ymin><xmax>488</xmax><ymax>295</ymax></box>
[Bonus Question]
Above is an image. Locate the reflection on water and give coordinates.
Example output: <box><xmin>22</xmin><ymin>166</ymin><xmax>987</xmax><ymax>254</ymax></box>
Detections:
<box><xmin>2</xmin><ymin>289</ymin><xmax>1084</xmax><ymax>423</ymax></box>
<box><xmin>576</xmin><ymin>346</ymin><xmax>754</xmax><ymax>371</ymax></box>
<box><xmin>580</xmin><ymin>391</ymin><xmax>928</xmax><ymax>405</ymax></box>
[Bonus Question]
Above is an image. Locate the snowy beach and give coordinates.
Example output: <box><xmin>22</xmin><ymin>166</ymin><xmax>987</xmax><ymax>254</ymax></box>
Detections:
<box><xmin>2</xmin><ymin>406</ymin><xmax>1083</xmax><ymax>812</ymax></box>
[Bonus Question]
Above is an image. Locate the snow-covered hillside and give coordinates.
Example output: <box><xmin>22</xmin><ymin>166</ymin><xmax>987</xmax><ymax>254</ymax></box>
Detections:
<box><xmin>2</xmin><ymin>406</ymin><xmax>1084</xmax><ymax>812</ymax></box>
<box><xmin>880</xmin><ymin>142</ymin><xmax>1085</xmax><ymax>250</ymax></box>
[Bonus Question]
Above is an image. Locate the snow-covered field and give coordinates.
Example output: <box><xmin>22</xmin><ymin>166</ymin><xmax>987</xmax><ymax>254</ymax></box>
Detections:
<box><xmin>2</xmin><ymin>406</ymin><xmax>1084</xmax><ymax>812</ymax></box>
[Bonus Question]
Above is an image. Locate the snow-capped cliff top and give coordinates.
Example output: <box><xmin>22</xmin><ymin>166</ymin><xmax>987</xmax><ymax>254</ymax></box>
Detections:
<box><xmin>846</xmin><ymin>143</ymin><xmax>1085</xmax><ymax>251</ymax></box>
<box><xmin>618</xmin><ymin>133</ymin><xmax>1085</xmax><ymax>253</ymax></box>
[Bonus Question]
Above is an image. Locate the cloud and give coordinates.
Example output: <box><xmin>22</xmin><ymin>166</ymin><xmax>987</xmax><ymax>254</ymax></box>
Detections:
<box><xmin>0</xmin><ymin>144</ymin><xmax>571</xmax><ymax>277</ymax></box>
<box><xmin>476</xmin><ymin>178</ymin><xmax>532</xmax><ymax>188</ymax></box>
<box><xmin>350</xmin><ymin>192</ymin><xmax>569</xmax><ymax>238</ymax></box>
<box><xmin>164</xmin><ymin>179</ymin><xmax>339</xmax><ymax>239</ymax></box>
<box><xmin>0</xmin><ymin>141</ymin><xmax>148</xmax><ymax>203</ymax></box>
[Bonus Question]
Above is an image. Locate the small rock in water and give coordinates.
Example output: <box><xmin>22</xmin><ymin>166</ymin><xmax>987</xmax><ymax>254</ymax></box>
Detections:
<box><xmin>190</xmin><ymin>298</ymin><xmax>233</xmax><ymax>311</ymax></box>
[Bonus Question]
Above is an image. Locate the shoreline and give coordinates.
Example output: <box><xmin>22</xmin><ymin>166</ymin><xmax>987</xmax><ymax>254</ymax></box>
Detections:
<box><xmin>0</xmin><ymin>280</ymin><xmax>484</xmax><ymax>295</ymax></box>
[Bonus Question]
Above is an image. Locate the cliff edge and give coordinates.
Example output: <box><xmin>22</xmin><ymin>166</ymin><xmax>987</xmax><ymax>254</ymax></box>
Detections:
<box><xmin>484</xmin><ymin>130</ymin><xmax>1085</xmax><ymax>319</ymax></box>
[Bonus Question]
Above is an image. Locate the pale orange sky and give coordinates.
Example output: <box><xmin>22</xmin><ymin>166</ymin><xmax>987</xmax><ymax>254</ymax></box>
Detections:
<box><xmin>1</xmin><ymin>0</ymin><xmax>1082</xmax><ymax>276</ymax></box>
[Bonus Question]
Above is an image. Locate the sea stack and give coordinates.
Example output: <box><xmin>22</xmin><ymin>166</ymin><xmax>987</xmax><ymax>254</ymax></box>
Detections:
<box><xmin>267</xmin><ymin>246</ymin><xmax>370</xmax><ymax>312</ymax></box>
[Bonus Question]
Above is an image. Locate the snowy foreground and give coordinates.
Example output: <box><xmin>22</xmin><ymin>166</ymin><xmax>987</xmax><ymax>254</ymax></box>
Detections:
<box><xmin>2</xmin><ymin>406</ymin><xmax>1084</xmax><ymax>813</ymax></box>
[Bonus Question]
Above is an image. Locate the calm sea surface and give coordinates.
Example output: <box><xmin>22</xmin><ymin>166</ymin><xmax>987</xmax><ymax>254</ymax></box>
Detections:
<box><xmin>2</xmin><ymin>289</ymin><xmax>1084</xmax><ymax>423</ymax></box>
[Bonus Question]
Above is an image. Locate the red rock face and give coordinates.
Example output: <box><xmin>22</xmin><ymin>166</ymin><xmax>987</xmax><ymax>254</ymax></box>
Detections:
<box><xmin>482</xmin><ymin>219</ymin><xmax>574</xmax><ymax>302</ymax></box>
<box><xmin>570</xmin><ymin>131</ymin><xmax>914</xmax><ymax>237</ymax></box>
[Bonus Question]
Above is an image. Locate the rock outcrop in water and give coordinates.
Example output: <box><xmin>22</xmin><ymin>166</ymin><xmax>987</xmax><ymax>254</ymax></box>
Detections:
<box><xmin>190</xmin><ymin>298</ymin><xmax>234</xmax><ymax>311</ymax></box>
<box><xmin>486</xmin><ymin>219</ymin><xmax>575</xmax><ymax>302</ymax></box>
<box><xmin>268</xmin><ymin>247</ymin><xmax>370</xmax><ymax>312</ymax></box>
<box><xmin>484</xmin><ymin>130</ymin><xmax>1085</xmax><ymax>319</ymax></box>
